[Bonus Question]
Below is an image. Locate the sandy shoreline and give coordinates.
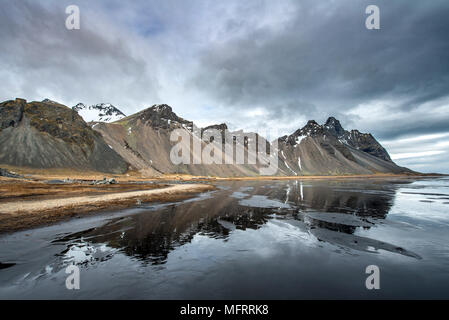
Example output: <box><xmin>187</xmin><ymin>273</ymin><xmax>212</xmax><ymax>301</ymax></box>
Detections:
<box><xmin>0</xmin><ymin>168</ymin><xmax>443</xmax><ymax>234</ymax></box>
<box><xmin>211</xmin><ymin>173</ymin><xmax>442</xmax><ymax>181</ymax></box>
<box><xmin>0</xmin><ymin>184</ymin><xmax>213</xmax><ymax>215</ymax></box>
<box><xmin>0</xmin><ymin>183</ymin><xmax>214</xmax><ymax>234</ymax></box>
<box><xmin>0</xmin><ymin>164</ymin><xmax>444</xmax><ymax>183</ymax></box>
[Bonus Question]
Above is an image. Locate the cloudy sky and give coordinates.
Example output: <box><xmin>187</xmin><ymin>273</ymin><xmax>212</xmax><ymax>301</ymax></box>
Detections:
<box><xmin>1</xmin><ymin>0</ymin><xmax>448</xmax><ymax>173</ymax></box>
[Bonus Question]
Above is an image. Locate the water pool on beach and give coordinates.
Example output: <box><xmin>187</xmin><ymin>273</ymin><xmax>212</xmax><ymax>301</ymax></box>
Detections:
<box><xmin>1</xmin><ymin>177</ymin><xmax>449</xmax><ymax>299</ymax></box>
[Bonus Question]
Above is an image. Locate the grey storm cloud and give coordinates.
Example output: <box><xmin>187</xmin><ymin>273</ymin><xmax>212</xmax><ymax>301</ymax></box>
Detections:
<box><xmin>191</xmin><ymin>0</ymin><xmax>449</xmax><ymax>139</ymax></box>
<box><xmin>0</xmin><ymin>0</ymin><xmax>160</xmax><ymax>110</ymax></box>
<box><xmin>0</xmin><ymin>0</ymin><xmax>448</xmax><ymax>172</ymax></box>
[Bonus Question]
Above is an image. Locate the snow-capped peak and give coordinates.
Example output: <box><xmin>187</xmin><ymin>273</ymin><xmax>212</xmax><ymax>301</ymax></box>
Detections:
<box><xmin>72</xmin><ymin>103</ymin><xmax>126</xmax><ymax>123</ymax></box>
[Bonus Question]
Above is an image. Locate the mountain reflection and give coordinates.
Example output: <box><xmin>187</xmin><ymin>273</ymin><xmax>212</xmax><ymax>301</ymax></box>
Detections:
<box><xmin>57</xmin><ymin>179</ymin><xmax>411</xmax><ymax>264</ymax></box>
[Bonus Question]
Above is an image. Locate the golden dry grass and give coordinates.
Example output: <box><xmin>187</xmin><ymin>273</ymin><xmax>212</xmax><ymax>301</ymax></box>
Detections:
<box><xmin>0</xmin><ymin>180</ymin><xmax>166</xmax><ymax>202</ymax></box>
<box><xmin>1</xmin><ymin>164</ymin><xmax>434</xmax><ymax>183</ymax></box>
<box><xmin>0</xmin><ymin>182</ymin><xmax>214</xmax><ymax>234</ymax></box>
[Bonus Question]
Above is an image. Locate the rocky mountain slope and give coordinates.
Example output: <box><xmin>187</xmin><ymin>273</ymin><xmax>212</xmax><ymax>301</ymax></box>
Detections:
<box><xmin>73</xmin><ymin>102</ymin><xmax>126</xmax><ymax>123</ymax></box>
<box><xmin>93</xmin><ymin>104</ymin><xmax>410</xmax><ymax>176</ymax></box>
<box><xmin>0</xmin><ymin>98</ymin><xmax>412</xmax><ymax>176</ymax></box>
<box><xmin>277</xmin><ymin>117</ymin><xmax>410</xmax><ymax>175</ymax></box>
<box><xmin>0</xmin><ymin>98</ymin><xmax>128</xmax><ymax>173</ymax></box>
<box><xmin>93</xmin><ymin>104</ymin><xmax>262</xmax><ymax>177</ymax></box>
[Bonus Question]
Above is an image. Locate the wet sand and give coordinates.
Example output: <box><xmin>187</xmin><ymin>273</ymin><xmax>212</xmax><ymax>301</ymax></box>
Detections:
<box><xmin>0</xmin><ymin>167</ymin><xmax>442</xmax><ymax>234</ymax></box>
<box><xmin>1</xmin><ymin>177</ymin><xmax>448</xmax><ymax>299</ymax></box>
<box><xmin>0</xmin><ymin>182</ymin><xmax>215</xmax><ymax>234</ymax></box>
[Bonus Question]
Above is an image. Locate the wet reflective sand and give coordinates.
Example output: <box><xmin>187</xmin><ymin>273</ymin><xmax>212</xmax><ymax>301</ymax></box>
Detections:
<box><xmin>1</xmin><ymin>177</ymin><xmax>448</xmax><ymax>299</ymax></box>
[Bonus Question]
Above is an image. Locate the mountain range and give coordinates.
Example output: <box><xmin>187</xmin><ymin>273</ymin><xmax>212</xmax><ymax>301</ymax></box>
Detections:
<box><xmin>0</xmin><ymin>98</ymin><xmax>412</xmax><ymax>176</ymax></box>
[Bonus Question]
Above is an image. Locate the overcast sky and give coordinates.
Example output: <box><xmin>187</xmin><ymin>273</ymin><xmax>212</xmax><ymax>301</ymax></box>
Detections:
<box><xmin>1</xmin><ymin>0</ymin><xmax>448</xmax><ymax>173</ymax></box>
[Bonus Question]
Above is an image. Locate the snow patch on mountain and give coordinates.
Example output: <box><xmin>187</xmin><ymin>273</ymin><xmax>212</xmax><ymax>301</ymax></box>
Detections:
<box><xmin>73</xmin><ymin>103</ymin><xmax>126</xmax><ymax>123</ymax></box>
<box><xmin>283</xmin><ymin>158</ymin><xmax>297</xmax><ymax>175</ymax></box>
<box><xmin>295</xmin><ymin>135</ymin><xmax>307</xmax><ymax>146</ymax></box>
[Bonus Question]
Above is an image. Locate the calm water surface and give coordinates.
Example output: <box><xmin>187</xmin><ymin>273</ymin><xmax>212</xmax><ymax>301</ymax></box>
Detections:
<box><xmin>1</xmin><ymin>177</ymin><xmax>449</xmax><ymax>299</ymax></box>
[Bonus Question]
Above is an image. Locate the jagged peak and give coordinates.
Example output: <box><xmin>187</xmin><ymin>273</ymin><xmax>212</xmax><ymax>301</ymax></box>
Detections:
<box><xmin>149</xmin><ymin>104</ymin><xmax>173</xmax><ymax>112</ymax></box>
<box><xmin>350</xmin><ymin>129</ymin><xmax>370</xmax><ymax>137</ymax></box>
<box><xmin>325</xmin><ymin>116</ymin><xmax>341</xmax><ymax>127</ymax></box>
<box><xmin>306</xmin><ymin>120</ymin><xmax>319</xmax><ymax>127</ymax></box>
<box><xmin>137</xmin><ymin>104</ymin><xmax>178</xmax><ymax>119</ymax></box>
<box><xmin>93</xmin><ymin>103</ymin><xmax>113</xmax><ymax>108</ymax></box>
<box><xmin>279</xmin><ymin>117</ymin><xmax>392</xmax><ymax>163</ymax></box>
<box><xmin>41</xmin><ymin>98</ymin><xmax>60</xmax><ymax>105</ymax></box>
<box><xmin>291</xmin><ymin>116</ymin><xmax>347</xmax><ymax>139</ymax></box>
<box><xmin>324</xmin><ymin>116</ymin><xmax>345</xmax><ymax>137</ymax></box>
<box><xmin>139</xmin><ymin>104</ymin><xmax>177</xmax><ymax>118</ymax></box>
<box><xmin>73</xmin><ymin>102</ymin><xmax>86</xmax><ymax>111</ymax></box>
<box><xmin>202</xmin><ymin>123</ymin><xmax>228</xmax><ymax>131</ymax></box>
<box><xmin>131</xmin><ymin>104</ymin><xmax>192</xmax><ymax>129</ymax></box>
<box><xmin>295</xmin><ymin>120</ymin><xmax>323</xmax><ymax>136</ymax></box>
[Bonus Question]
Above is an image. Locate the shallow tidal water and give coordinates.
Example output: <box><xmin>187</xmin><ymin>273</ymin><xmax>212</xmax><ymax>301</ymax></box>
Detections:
<box><xmin>1</xmin><ymin>177</ymin><xmax>449</xmax><ymax>299</ymax></box>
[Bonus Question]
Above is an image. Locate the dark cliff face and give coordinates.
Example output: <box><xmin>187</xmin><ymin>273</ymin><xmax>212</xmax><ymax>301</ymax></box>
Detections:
<box><xmin>343</xmin><ymin>130</ymin><xmax>392</xmax><ymax>162</ymax></box>
<box><xmin>326</xmin><ymin>118</ymin><xmax>392</xmax><ymax>162</ymax></box>
<box><xmin>0</xmin><ymin>98</ymin><xmax>128</xmax><ymax>173</ymax></box>
<box><xmin>0</xmin><ymin>98</ymin><xmax>26</xmax><ymax>130</ymax></box>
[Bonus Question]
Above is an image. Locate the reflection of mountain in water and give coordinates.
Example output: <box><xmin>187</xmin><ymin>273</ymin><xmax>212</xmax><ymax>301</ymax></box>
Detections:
<box><xmin>281</xmin><ymin>180</ymin><xmax>397</xmax><ymax>234</ymax></box>
<box><xmin>58</xmin><ymin>200</ymin><xmax>274</xmax><ymax>265</ymax></box>
<box><xmin>56</xmin><ymin>179</ymin><xmax>417</xmax><ymax>265</ymax></box>
<box><xmin>284</xmin><ymin>180</ymin><xmax>396</xmax><ymax>218</ymax></box>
